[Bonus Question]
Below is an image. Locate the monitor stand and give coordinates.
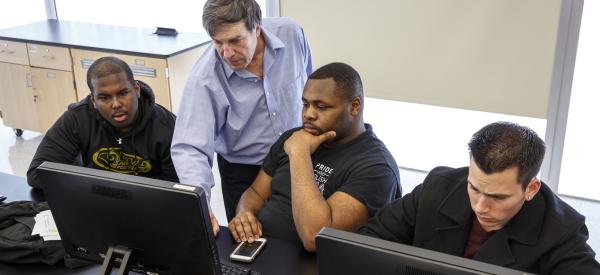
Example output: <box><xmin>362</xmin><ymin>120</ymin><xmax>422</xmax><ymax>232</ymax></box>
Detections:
<box><xmin>100</xmin><ymin>246</ymin><xmax>134</xmax><ymax>275</ymax></box>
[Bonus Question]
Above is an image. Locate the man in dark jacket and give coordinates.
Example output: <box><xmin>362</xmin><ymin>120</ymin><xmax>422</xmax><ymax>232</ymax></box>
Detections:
<box><xmin>360</xmin><ymin>122</ymin><xmax>600</xmax><ymax>275</ymax></box>
<box><xmin>27</xmin><ymin>56</ymin><xmax>178</xmax><ymax>188</ymax></box>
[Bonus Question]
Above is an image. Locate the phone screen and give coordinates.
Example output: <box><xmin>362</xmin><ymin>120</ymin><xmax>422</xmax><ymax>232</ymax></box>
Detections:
<box><xmin>235</xmin><ymin>240</ymin><xmax>265</xmax><ymax>257</ymax></box>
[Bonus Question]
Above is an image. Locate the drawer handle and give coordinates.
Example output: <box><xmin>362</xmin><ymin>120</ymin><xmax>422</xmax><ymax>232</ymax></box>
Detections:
<box><xmin>131</xmin><ymin>66</ymin><xmax>157</xmax><ymax>78</ymax></box>
<box><xmin>25</xmin><ymin>73</ymin><xmax>32</xmax><ymax>88</ymax></box>
<box><xmin>81</xmin><ymin>59</ymin><xmax>94</xmax><ymax>69</ymax></box>
<box><xmin>80</xmin><ymin>59</ymin><xmax>157</xmax><ymax>78</ymax></box>
<box><xmin>42</xmin><ymin>55</ymin><xmax>56</xmax><ymax>60</ymax></box>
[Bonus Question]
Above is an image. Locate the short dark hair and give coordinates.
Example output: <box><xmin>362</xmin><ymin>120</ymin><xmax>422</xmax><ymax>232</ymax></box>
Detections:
<box><xmin>202</xmin><ymin>0</ymin><xmax>262</xmax><ymax>36</ymax></box>
<box><xmin>468</xmin><ymin>122</ymin><xmax>546</xmax><ymax>187</ymax></box>
<box><xmin>86</xmin><ymin>56</ymin><xmax>135</xmax><ymax>94</ymax></box>
<box><xmin>309</xmin><ymin>62</ymin><xmax>363</xmax><ymax>101</ymax></box>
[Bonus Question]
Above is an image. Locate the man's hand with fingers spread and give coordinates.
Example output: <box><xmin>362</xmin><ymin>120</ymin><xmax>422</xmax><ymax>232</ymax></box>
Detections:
<box><xmin>228</xmin><ymin>211</ymin><xmax>263</xmax><ymax>243</ymax></box>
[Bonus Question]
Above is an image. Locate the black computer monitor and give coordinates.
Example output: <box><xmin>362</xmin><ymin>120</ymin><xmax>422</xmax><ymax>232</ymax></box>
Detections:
<box><xmin>37</xmin><ymin>161</ymin><xmax>221</xmax><ymax>275</ymax></box>
<box><xmin>316</xmin><ymin>227</ymin><xmax>534</xmax><ymax>275</ymax></box>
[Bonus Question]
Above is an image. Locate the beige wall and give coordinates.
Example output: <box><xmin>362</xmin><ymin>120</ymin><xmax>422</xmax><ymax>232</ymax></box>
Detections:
<box><xmin>280</xmin><ymin>0</ymin><xmax>561</xmax><ymax>118</ymax></box>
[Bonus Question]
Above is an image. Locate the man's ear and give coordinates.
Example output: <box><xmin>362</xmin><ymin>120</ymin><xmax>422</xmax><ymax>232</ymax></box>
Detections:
<box><xmin>91</xmin><ymin>92</ymin><xmax>98</xmax><ymax>109</ymax></box>
<box><xmin>525</xmin><ymin>178</ymin><xmax>541</xmax><ymax>201</ymax></box>
<box><xmin>255</xmin><ymin>24</ymin><xmax>261</xmax><ymax>37</ymax></box>
<box><xmin>350</xmin><ymin>97</ymin><xmax>361</xmax><ymax>116</ymax></box>
<box><xmin>134</xmin><ymin>81</ymin><xmax>141</xmax><ymax>99</ymax></box>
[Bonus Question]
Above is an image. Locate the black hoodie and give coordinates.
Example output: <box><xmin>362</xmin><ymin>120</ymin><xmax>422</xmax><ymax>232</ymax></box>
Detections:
<box><xmin>27</xmin><ymin>81</ymin><xmax>179</xmax><ymax>188</ymax></box>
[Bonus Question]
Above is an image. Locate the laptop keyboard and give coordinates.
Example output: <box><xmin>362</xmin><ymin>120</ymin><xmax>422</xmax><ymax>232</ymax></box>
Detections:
<box><xmin>220</xmin><ymin>262</ymin><xmax>258</xmax><ymax>275</ymax></box>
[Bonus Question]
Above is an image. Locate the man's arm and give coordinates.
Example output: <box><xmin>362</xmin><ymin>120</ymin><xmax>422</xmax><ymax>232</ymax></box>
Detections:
<box><xmin>171</xmin><ymin>77</ymin><xmax>227</xmax><ymax>201</ymax></box>
<box><xmin>171</xmin><ymin>75</ymin><xmax>227</xmax><ymax>236</ymax></box>
<box><xmin>289</xmin><ymin>149</ymin><xmax>368</xmax><ymax>252</ymax></box>
<box><xmin>27</xmin><ymin>112</ymin><xmax>82</xmax><ymax>188</ymax></box>
<box><xmin>228</xmin><ymin>169</ymin><xmax>272</xmax><ymax>243</ymax></box>
<box><xmin>284</xmin><ymin>129</ymin><xmax>368</xmax><ymax>252</ymax></box>
<box><xmin>171</xmin><ymin>84</ymin><xmax>215</xmax><ymax>198</ymax></box>
<box><xmin>299</xmin><ymin>25</ymin><xmax>313</xmax><ymax>77</ymax></box>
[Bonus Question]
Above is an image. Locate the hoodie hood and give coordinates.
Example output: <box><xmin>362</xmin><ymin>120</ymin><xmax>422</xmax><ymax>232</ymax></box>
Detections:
<box><xmin>129</xmin><ymin>80</ymin><xmax>156</xmax><ymax>136</ymax></box>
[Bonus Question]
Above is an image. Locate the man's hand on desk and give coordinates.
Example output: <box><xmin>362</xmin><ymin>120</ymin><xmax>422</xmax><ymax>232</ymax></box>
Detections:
<box><xmin>228</xmin><ymin>211</ymin><xmax>263</xmax><ymax>243</ymax></box>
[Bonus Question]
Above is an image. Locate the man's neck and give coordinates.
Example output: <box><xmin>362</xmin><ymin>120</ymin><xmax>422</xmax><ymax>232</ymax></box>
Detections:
<box><xmin>246</xmin><ymin>33</ymin><xmax>265</xmax><ymax>78</ymax></box>
<box><xmin>329</xmin><ymin>121</ymin><xmax>366</xmax><ymax>146</ymax></box>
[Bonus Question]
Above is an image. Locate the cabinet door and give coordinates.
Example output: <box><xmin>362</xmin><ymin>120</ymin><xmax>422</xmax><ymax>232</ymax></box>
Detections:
<box><xmin>31</xmin><ymin>67</ymin><xmax>78</xmax><ymax>133</ymax></box>
<box><xmin>0</xmin><ymin>62</ymin><xmax>40</xmax><ymax>131</ymax></box>
<box><xmin>71</xmin><ymin>49</ymin><xmax>171</xmax><ymax>110</ymax></box>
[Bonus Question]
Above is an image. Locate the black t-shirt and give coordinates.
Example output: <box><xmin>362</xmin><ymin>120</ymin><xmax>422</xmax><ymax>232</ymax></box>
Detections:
<box><xmin>258</xmin><ymin>124</ymin><xmax>402</xmax><ymax>243</ymax></box>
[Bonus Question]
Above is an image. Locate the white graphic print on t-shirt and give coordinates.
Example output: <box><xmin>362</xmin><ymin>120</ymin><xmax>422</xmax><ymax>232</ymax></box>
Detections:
<box><xmin>313</xmin><ymin>162</ymin><xmax>334</xmax><ymax>194</ymax></box>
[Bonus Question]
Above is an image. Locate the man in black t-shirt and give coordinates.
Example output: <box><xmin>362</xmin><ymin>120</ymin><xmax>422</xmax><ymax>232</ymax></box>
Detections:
<box><xmin>228</xmin><ymin>63</ymin><xmax>401</xmax><ymax>252</ymax></box>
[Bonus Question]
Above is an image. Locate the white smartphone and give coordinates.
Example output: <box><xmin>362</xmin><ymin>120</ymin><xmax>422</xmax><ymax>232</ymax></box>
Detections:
<box><xmin>229</xmin><ymin>238</ymin><xmax>267</xmax><ymax>262</ymax></box>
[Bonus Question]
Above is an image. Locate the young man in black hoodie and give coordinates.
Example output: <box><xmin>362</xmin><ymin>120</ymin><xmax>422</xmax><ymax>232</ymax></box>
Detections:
<box><xmin>27</xmin><ymin>56</ymin><xmax>179</xmax><ymax>188</ymax></box>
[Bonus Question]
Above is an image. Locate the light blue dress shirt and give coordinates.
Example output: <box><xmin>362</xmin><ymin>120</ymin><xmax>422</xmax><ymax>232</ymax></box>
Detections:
<box><xmin>171</xmin><ymin>17</ymin><xmax>312</xmax><ymax>200</ymax></box>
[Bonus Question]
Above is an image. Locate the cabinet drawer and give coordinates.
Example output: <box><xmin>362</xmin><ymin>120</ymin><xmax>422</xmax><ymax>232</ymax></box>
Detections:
<box><xmin>0</xmin><ymin>39</ymin><xmax>29</xmax><ymax>65</ymax></box>
<box><xmin>27</xmin><ymin>43</ymin><xmax>72</xmax><ymax>71</ymax></box>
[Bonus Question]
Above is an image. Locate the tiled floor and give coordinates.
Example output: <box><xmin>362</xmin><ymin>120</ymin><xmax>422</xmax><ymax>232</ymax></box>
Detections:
<box><xmin>1</xmin><ymin>119</ymin><xmax>598</xmax><ymax>261</ymax></box>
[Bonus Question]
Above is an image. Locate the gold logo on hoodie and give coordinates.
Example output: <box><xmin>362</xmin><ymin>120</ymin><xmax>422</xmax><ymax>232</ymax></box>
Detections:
<box><xmin>92</xmin><ymin>147</ymin><xmax>152</xmax><ymax>175</ymax></box>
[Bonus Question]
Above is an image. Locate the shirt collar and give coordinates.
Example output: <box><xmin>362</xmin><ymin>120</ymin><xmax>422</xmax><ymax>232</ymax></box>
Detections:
<box><xmin>221</xmin><ymin>26</ymin><xmax>285</xmax><ymax>79</ymax></box>
<box><xmin>261</xmin><ymin>26</ymin><xmax>285</xmax><ymax>50</ymax></box>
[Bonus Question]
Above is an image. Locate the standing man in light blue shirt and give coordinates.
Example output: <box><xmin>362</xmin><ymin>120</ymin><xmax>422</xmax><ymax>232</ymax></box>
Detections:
<box><xmin>171</xmin><ymin>0</ymin><xmax>312</xmax><ymax>234</ymax></box>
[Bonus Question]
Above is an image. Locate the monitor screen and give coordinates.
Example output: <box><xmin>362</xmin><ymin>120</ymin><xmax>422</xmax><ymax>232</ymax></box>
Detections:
<box><xmin>316</xmin><ymin>227</ymin><xmax>534</xmax><ymax>275</ymax></box>
<box><xmin>37</xmin><ymin>161</ymin><xmax>221</xmax><ymax>275</ymax></box>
